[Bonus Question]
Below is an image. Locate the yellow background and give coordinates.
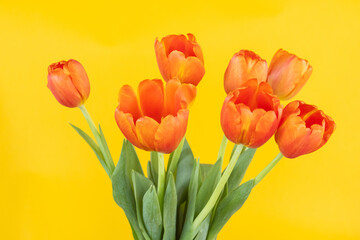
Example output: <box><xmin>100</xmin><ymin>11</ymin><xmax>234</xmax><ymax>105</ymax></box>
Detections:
<box><xmin>1</xmin><ymin>0</ymin><xmax>359</xmax><ymax>239</ymax></box>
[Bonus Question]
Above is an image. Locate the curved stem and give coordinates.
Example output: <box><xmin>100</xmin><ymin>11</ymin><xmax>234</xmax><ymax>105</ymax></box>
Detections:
<box><xmin>254</xmin><ymin>153</ymin><xmax>283</xmax><ymax>186</ymax></box>
<box><xmin>79</xmin><ymin>105</ymin><xmax>114</xmax><ymax>175</ymax></box>
<box><xmin>217</xmin><ymin>135</ymin><xmax>228</xmax><ymax>163</ymax></box>
<box><xmin>156</xmin><ymin>152</ymin><xmax>165</xmax><ymax>212</ymax></box>
<box><xmin>192</xmin><ymin>144</ymin><xmax>244</xmax><ymax>233</ymax></box>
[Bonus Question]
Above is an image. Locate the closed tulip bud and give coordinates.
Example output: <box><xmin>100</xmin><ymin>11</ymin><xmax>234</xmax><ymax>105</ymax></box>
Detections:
<box><xmin>47</xmin><ymin>59</ymin><xmax>90</xmax><ymax>108</ymax></box>
<box><xmin>115</xmin><ymin>79</ymin><xmax>196</xmax><ymax>153</ymax></box>
<box><xmin>224</xmin><ymin>50</ymin><xmax>268</xmax><ymax>94</ymax></box>
<box><xmin>221</xmin><ymin>79</ymin><xmax>283</xmax><ymax>148</ymax></box>
<box><xmin>267</xmin><ymin>49</ymin><xmax>312</xmax><ymax>100</ymax></box>
<box><xmin>275</xmin><ymin>101</ymin><xmax>335</xmax><ymax>158</ymax></box>
<box><xmin>155</xmin><ymin>33</ymin><xmax>205</xmax><ymax>86</ymax></box>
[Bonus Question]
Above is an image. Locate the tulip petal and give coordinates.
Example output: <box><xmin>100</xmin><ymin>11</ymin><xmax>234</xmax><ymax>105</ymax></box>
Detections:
<box><xmin>118</xmin><ymin>85</ymin><xmax>142</xmax><ymax>122</ymax></box>
<box><xmin>168</xmin><ymin>51</ymin><xmax>186</xmax><ymax>80</ymax></box>
<box><xmin>67</xmin><ymin>59</ymin><xmax>90</xmax><ymax>100</ymax></box>
<box><xmin>47</xmin><ymin>69</ymin><xmax>83</xmax><ymax>108</ymax></box>
<box><xmin>251</xmin><ymin>110</ymin><xmax>278</xmax><ymax>148</ymax></box>
<box><xmin>138</xmin><ymin>79</ymin><xmax>164</xmax><ymax>123</ymax></box>
<box><xmin>154</xmin><ymin>110</ymin><xmax>188</xmax><ymax>153</ymax></box>
<box><xmin>115</xmin><ymin>109</ymin><xmax>143</xmax><ymax>150</ymax></box>
<box><xmin>136</xmin><ymin>117</ymin><xmax>160</xmax><ymax>150</ymax></box>
<box><xmin>180</xmin><ymin>56</ymin><xmax>205</xmax><ymax>86</ymax></box>
<box><xmin>155</xmin><ymin>39</ymin><xmax>170</xmax><ymax>81</ymax></box>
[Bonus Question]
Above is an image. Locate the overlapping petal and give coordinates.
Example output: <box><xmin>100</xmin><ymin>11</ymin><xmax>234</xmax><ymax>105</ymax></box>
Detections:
<box><xmin>267</xmin><ymin>49</ymin><xmax>312</xmax><ymax>100</ymax></box>
<box><xmin>275</xmin><ymin>101</ymin><xmax>335</xmax><ymax>158</ymax></box>
<box><xmin>224</xmin><ymin>50</ymin><xmax>268</xmax><ymax>94</ymax></box>
<box><xmin>47</xmin><ymin>59</ymin><xmax>90</xmax><ymax>108</ymax></box>
<box><xmin>155</xmin><ymin>34</ymin><xmax>205</xmax><ymax>86</ymax></box>
<box><xmin>221</xmin><ymin>79</ymin><xmax>282</xmax><ymax>148</ymax></box>
<box><xmin>115</xmin><ymin>79</ymin><xmax>196</xmax><ymax>153</ymax></box>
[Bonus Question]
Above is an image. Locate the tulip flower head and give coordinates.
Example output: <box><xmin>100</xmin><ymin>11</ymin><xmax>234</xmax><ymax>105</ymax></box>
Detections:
<box><xmin>115</xmin><ymin>79</ymin><xmax>196</xmax><ymax>153</ymax></box>
<box><xmin>224</xmin><ymin>50</ymin><xmax>268</xmax><ymax>94</ymax></box>
<box><xmin>221</xmin><ymin>79</ymin><xmax>283</xmax><ymax>148</ymax></box>
<box><xmin>155</xmin><ymin>33</ymin><xmax>205</xmax><ymax>86</ymax></box>
<box><xmin>47</xmin><ymin>59</ymin><xmax>90</xmax><ymax>108</ymax></box>
<box><xmin>267</xmin><ymin>49</ymin><xmax>313</xmax><ymax>100</ymax></box>
<box><xmin>275</xmin><ymin>101</ymin><xmax>335</xmax><ymax>158</ymax></box>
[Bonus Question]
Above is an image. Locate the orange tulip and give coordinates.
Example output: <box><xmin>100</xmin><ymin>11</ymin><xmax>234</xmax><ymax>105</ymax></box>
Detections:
<box><xmin>155</xmin><ymin>33</ymin><xmax>205</xmax><ymax>86</ymax></box>
<box><xmin>47</xmin><ymin>59</ymin><xmax>90</xmax><ymax>108</ymax></box>
<box><xmin>224</xmin><ymin>50</ymin><xmax>268</xmax><ymax>94</ymax></box>
<box><xmin>221</xmin><ymin>79</ymin><xmax>283</xmax><ymax>148</ymax></box>
<box><xmin>275</xmin><ymin>101</ymin><xmax>335</xmax><ymax>158</ymax></box>
<box><xmin>115</xmin><ymin>79</ymin><xmax>196</xmax><ymax>153</ymax></box>
<box><xmin>267</xmin><ymin>49</ymin><xmax>313</xmax><ymax>100</ymax></box>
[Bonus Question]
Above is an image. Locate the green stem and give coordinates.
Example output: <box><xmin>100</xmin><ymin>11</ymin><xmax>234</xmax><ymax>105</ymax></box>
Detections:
<box><xmin>254</xmin><ymin>153</ymin><xmax>283</xmax><ymax>186</ymax></box>
<box><xmin>156</xmin><ymin>152</ymin><xmax>165</xmax><ymax>212</ymax></box>
<box><xmin>167</xmin><ymin>137</ymin><xmax>185</xmax><ymax>175</ymax></box>
<box><xmin>217</xmin><ymin>135</ymin><xmax>228</xmax><ymax>163</ymax></box>
<box><xmin>192</xmin><ymin>144</ymin><xmax>244</xmax><ymax>233</ymax></box>
<box><xmin>79</xmin><ymin>105</ymin><xmax>114</xmax><ymax>175</ymax></box>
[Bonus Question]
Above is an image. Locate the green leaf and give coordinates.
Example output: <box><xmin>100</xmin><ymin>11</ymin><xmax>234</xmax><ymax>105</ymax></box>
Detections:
<box><xmin>163</xmin><ymin>172</ymin><xmax>177</xmax><ymax>240</ymax></box>
<box><xmin>98</xmin><ymin>124</ymin><xmax>115</xmax><ymax>172</ymax></box>
<box><xmin>176</xmin><ymin>201</ymin><xmax>187</xmax><ymax>240</ymax></box>
<box><xmin>143</xmin><ymin>185</ymin><xmax>163</xmax><ymax>240</ymax></box>
<box><xmin>111</xmin><ymin>140</ymin><xmax>144</xmax><ymax>240</ymax></box>
<box><xmin>69</xmin><ymin>123</ymin><xmax>110</xmax><ymax>177</ymax></box>
<box><xmin>132</xmin><ymin>171</ymin><xmax>153</xmax><ymax>240</ymax></box>
<box><xmin>179</xmin><ymin>160</ymin><xmax>200</xmax><ymax>240</ymax></box>
<box><xmin>228</xmin><ymin>148</ymin><xmax>256</xmax><ymax>192</ymax></box>
<box><xmin>194</xmin><ymin>214</ymin><xmax>211</xmax><ymax>240</ymax></box>
<box><xmin>199</xmin><ymin>164</ymin><xmax>213</xmax><ymax>182</ymax></box>
<box><xmin>124</xmin><ymin>141</ymin><xmax>144</xmax><ymax>181</ymax></box>
<box><xmin>176</xmin><ymin>139</ymin><xmax>195</xmax><ymax>205</ymax></box>
<box><xmin>207</xmin><ymin>179</ymin><xmax>255</xmax><ymax>240</ymax></box>
<box><xmin>195</xmin><ymin>159</ymin><xmax>222</xmax><ymax>216</ymax></box>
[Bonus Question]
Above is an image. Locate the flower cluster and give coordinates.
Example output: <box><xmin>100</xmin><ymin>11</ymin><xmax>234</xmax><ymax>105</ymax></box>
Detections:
<box><xmin>222</xmin><ymin>49</ymin><xmax>335</xmax><ymax>158</ymax></box>
<box><xmin>47</xmin><ymin>34</ymin><xmax>336</xmax><ymax>240</ymax></box>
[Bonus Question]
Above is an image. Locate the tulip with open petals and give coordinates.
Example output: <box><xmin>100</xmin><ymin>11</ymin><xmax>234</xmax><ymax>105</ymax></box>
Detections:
<box><xmin>275</xmin><ymin>101</ymin><xmax>335</xmax><ymax>158</ymax></box>
<box><xmin>115</xmin><ymin>79</ymin><xmax>196</xmax><ymax>153</ymax></box>
<box><xmin>267</xmin><ymin>49</ymin><xmax>312</xmax><ymax>100</ymax></box>
<box><xmin>47</xmin><ymin>59</ymin><xmax>90</xmax><ymax>108</ymax></box>
<box><xmin>221</xmin><ymin>79</ymin><xmax>283</xmax><ymax>148</ymax></box>
<box><xmin>155</xmin><ymin>34</ymin><xmax>205</xmax><ymax>86</ymax></box>
<box><xmin>224</xmin><ymin>50</ymin><xmax>267</xmax><ymax>94</ymax></box>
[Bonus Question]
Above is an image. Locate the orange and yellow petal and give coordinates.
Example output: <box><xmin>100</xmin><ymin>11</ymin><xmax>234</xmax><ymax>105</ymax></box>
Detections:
<box><xmin>138</xmin><ymin>79</ymin><xmax>164</xmax><ymax>123</ymax></box>
<box><xmin>118</xmin><ymin>85</ymin><xmax>142</xmax><ymax>121</ymax></box>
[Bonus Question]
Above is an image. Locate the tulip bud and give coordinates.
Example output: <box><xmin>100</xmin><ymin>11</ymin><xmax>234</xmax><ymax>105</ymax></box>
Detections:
<box><xmin>221</xmin><ymin>79</ymin><xmax>283</xmax><ymax>148</ymax></box>
<box><xmin>275</xmin><ymin>101</ymin><xmax>335</xmax><ymax>158</ymax></box>
<box><xmin>224</xmin><ymin>50</ymin><xmax>267</xmax><ymax>94</ymax></box>
<box><xmin>47</xmin><ymin>59</ymin><xmax>90</xmax><ymax>108</ymax></box>
<box><xmin>115</xmin><ymin>79</ymin><xmax>197</xmax><ymax>153</ymax></box>
<box><xmin>155</xmin><ymin>33</ymin><xmax>205</xmax><ymax>86</ymax></box>
<box><xmin>267</xmin><ymin>49</ymin><xmax>312</xmax><ymax>100</ymax></box>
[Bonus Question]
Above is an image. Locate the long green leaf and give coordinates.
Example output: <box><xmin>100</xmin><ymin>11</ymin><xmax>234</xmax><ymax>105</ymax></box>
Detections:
<box><xmin>194</xmin><ymin>214</ymin><xmax>211</xmax><ymax>240</ymax></box>
<box><xmin>163</xmin><ymin>172</ymin><xmax>177</xmax><ymax>240</ymax></box>
<box><xmin>207</xmin><ymin>179</ymin><xmax>254</xmax><ymax>240</ymax></box>
<box><xmin>111</xmin><ymin>140</ymin><xmax>144</xmax><ymax>240</ymax></box>
<box><xmin>69</xmin><ymin>123</ymin><xmax>110</xmax><ymax>177</ymax></box>
<box><xmin>132</xmin><ymin>171</ymin><xmax>153</xmax><ymax>240</ymax></box>
<box><xmin>98</xmin><ymin>124</ymin><xmax>115</xmax><ymax>172</ymax></box>
<box><xmin>179</xmin><ymin>160</ymin><xmax>200</xmax><ymax>240</ymax></box>
<box><xmin>227</xmin><ymin>148</ymin><xmax>256</xmax><ymax>192</ymax></box>
<box><xmin>176</xmin><ymin>139</ymin><xmax>195</xmax><ymax>205</ymax></box>
<box><xmin>143</xmin><ymin>185</ymin><xmax>163</xmax><ymax>240</ymax></box>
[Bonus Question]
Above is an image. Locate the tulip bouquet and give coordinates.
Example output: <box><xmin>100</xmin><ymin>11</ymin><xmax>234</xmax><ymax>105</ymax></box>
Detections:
<box><xmin>47</xmin><ymin>34</ymin><xmax>335</xmax><ymax>240</ymax></box>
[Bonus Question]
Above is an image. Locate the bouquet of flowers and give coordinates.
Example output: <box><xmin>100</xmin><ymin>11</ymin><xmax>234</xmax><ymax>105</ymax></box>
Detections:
<box><xmin>47</xmin><ymin>33</ymin><xmax>335</xmax><ymax>240</ymax></box>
